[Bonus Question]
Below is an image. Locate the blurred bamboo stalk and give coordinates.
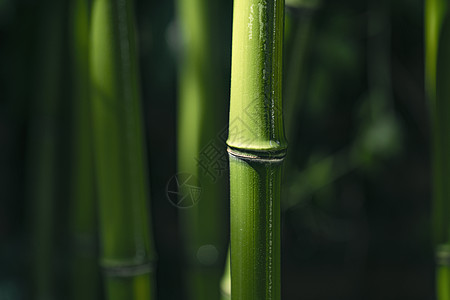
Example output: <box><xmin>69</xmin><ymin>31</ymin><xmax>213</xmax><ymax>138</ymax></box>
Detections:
<box><xmin>425</xmin><ymin>0</ymin><xmax>450</xmax><ymax>298</ymax></box>
<box><xmin>426</xmin><ymin>0</ymin><xmax>447</xmax><ymax>245</ymax></box>
<box><xmin>176</xmin><ymin>0</ymin><xmax>229</xmax><ymax>299</ymax></box>
<box><xmin>27</xmin><ymin>1</ymin><xmax>67</xmax><ymax>298</ymax></box>
<box><xmin>282</xmin><ymin>0</ymin><xmax>320</xmax><ymax>210</ymax></box>
<box><xmin>434</xmin><ymin>11</ymin><xmax>450</xmax><ymax>299</ymax></box>
<box><xmin>227</xmin><ymin>0</ymin><xmax>286</xmax><ymax>298</ymax></box>
<box><xmin>284</xmin><ymin>0</ymin><xmax>320</xmax><ymax>142</ymax></box>
<box><xmin>90</xmin><ymin>0</ymin><xmax>156</xmax><ymax>298</ymax></box>
<box><xmin>68</xmin><ymin>0</ymin><xmax>100</xmax><ymax>299</ymax></box>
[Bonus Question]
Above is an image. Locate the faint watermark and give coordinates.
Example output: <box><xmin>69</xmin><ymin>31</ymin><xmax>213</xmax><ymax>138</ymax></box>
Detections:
<box><xmin>166</xmin><ymin>172</ymin><xmax>202</xmax><ymax>209</ymax></box>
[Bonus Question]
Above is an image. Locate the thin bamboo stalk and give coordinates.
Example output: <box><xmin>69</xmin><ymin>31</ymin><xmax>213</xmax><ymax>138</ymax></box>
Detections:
<box><xmin>284</xmin><ymin>0</ymin><xmax>321</xmax><ymax>141</ymax></box>
<box><xmin>28</xmin><ymin>1</ymin><xmax>66</xmax><ymax>298</ymax></box>
<box><xmin>227</xmin><ymin>0</ymin><xmax>286</xmax><ymax>298</ymax></box>
<box><xmin>68</xmin><ymin>0</ymin><xmax>100</xmax><ymax>299</ymax></box>
<box><xmin>426</xmin><ymin>0</ymin><xmax>447</xmax><ymax>247</ymax></box>
<box><xmin>425</xmin><ymin>0</ymin><xmax>450</xmax><ymax>298</ymax></box>
<box><xmin>176</xmin><ymin>0</ymin><xmax>229</xmax><ymax>299</ymax></box>
<box><xmin>90</xmin><ymin>0</ymin><xmax>156</xmax><ymax>298</ymax></box>
<box><xmin>434</xmin><ymin>13</ymin><xmax>450</xmax><ymax>298</ymax></box>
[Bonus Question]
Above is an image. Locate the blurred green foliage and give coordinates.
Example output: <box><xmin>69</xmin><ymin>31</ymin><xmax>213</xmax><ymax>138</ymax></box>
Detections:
<box><xmin>0</xmin><ymin>0</ymin><xmax>431</xmax><ymax>299</ymax></box>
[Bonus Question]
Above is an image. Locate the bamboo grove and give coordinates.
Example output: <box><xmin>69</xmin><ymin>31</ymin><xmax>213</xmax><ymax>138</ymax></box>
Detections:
<box><xmin>0</xmin><ymin>0</ymin><xmax>443</xmax><ymax>299</ymax></box>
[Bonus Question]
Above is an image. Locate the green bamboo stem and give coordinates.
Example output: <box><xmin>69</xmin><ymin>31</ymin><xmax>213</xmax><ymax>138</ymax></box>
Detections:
<box><xmin>68</xmin><ymin>0</ymin><xmax>100</xmax><ymax>299</ymax></box>
<box><xmin>434</xmin><ymin>12</ymin><xmax>450</xmax><ymax>299</ymax></box>
<box><xmin>28</xmin><ymin>1</ymin><xmax>66</xmax><ymax>298</ymax></box>
<box><xmin>227</xmin><ymin>0</ymin><xmax>286</xmax><ymax>299</ymax></box>
<box><xmin>426</xmin><ymin>0</ymin><xmax>448</xmax><ymax>247</ymax></box>
<box><xmin>176</xmin><ymin>0</ymin><xmax>229</xmax><ymax>299</ymax></box>
<box><xmin>425</xmin><ymin>0</ymin><xmax>450</xmax><ymax>298</ymax></box>
<box><xmin>220</xmin><ymin>4</ymin><xmax>317</xmax><ymax>293</ymax></box>
<box><xmin>90</xmin><ymin>0</ymin><xmax>156</xmax><ymax>298</ymax></box>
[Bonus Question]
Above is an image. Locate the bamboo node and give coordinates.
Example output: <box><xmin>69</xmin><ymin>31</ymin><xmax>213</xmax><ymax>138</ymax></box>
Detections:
<box><xmin>227</xmin><ymin>146</ymin><xmax>286</xmax><ymax>162</ymax></box>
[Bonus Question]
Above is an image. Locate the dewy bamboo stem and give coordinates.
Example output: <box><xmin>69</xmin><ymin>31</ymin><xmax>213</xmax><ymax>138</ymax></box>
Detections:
<box><xmin>90</xmin><ymin>0</ymin><xmax>156</xmax><ymax>298</ymax></box>
<box><xmin>227</xmin><ymin>0</ymin><xmax>286</xmax><ymax>299</ymax></box>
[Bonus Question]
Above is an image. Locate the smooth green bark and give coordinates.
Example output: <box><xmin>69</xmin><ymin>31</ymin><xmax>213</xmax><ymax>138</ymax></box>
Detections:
<box><xmin>229</xmin><ymin>155</ymin><xmax>282</xmax><ymax>300</ymax></box>
<box><xmin>227</xmin><ymin>0</ymin><xmax>287</xmax><ymax>155</ymax></box>
<box><xmin>90</xmin><ymin>0</ymin><xmax>156</xmax><ymax>298</ymax></box>
<box><xmin>227</xmin><ymin>0</ymin><xmax>286</xmax><ymax>299</ymax></box>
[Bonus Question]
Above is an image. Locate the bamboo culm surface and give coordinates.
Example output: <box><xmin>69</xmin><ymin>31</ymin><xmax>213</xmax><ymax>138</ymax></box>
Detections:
<box><xmin>90</xmin><ymin>0</ymin><xmax>156</xmax><ymax>298</ymax></box>
<box><xmin>227</xmin><ymin>0</ymin><xmax>286</xmax><ymax>299</ymax></box>
<box><xmin>221</xmin><ymin>2</ymin><xmax>318</xmax><ymax>298</ymax></box>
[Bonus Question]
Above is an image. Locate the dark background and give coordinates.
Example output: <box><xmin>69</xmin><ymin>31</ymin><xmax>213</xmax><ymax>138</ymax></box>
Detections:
<box><xmin>0</xmin><ymin>0</ymin><xmax>431</xmax><ymax>299</ymax></box>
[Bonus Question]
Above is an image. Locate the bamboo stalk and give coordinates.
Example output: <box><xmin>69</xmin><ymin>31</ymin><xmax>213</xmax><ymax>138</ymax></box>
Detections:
<box><xmin>68</xmin><ymin>0</ymin><xmax>100</xmax><ymax>299</ymax></box>
<box><xmin>425</xmin><ymin>0</ymin><xmax>450</xmax><ymax>298</ymax></box>
<box><xmin>283</xmin><ymin>0</ymin><xmax>321</xmax><ymax>140</ymax></box>
<box><xmin>176</xmin><ymin>0</ymin><xmax>229</xmax><ymax>299</ymax></box>
<box><xmin>220</xmin><ymin>4</ymin><xmax>317</xmax><ymax>295</ymax></box>
<box><xmin>426</xmin><ymin>0</ymin><xmax>447</xmax><ymax>247</ymax></box>
<box><xmin>227</xmin><ymin>0</ymin><xmax>286</xmax><ymax>299</ymax></box>
<box><xmin>434</xmin><ymin>13</ymin><xmax>450</xmax><ymax>298</ymax></box>
<box><xmin>89</xmin><ymin>0</ymin><xmax>156</xmax><ymax>298</ymax></box>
